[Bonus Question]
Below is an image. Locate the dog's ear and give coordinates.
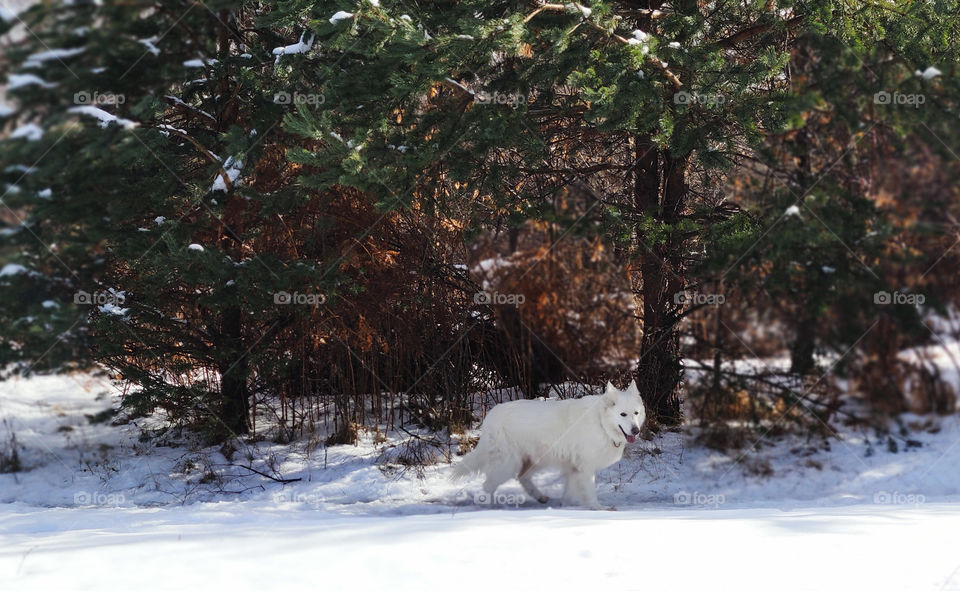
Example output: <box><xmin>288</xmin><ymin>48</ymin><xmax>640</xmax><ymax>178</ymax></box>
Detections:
<box><xmin>626</xmin><ymin>379</ymin><xmax>639</xmax><ymax>396</ymax></box>
<box><xmin>603</xmin><ymin>383</ymin><xmax>618</xmax><ymax>405</ymax></box>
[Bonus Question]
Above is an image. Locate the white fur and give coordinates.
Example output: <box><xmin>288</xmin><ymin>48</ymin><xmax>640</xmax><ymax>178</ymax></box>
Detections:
<box><xmin>453</xmin><ymin>381</ymin><xmax>646</xmax><ymax>509</ymax></box>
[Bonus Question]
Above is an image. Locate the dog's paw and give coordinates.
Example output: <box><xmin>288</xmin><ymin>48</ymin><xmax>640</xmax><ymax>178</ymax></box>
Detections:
<box><xmin>537</xmin><ymin>495</ymin><xmax>549</xmax><ymax>504</ymax></box>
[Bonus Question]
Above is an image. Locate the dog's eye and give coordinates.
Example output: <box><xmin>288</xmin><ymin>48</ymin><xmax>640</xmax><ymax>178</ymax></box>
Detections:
<box><xmin>634</xmin><ymin>411</ymin><xmax>639</xmax><ymax>415</ymax></box>
<box><xmin>620</xmin><ymin>412</ymin><xmax>627</xmax><ymax>417</ymax></box>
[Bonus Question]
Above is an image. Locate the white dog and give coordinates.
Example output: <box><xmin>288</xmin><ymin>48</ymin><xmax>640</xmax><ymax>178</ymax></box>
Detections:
<box><xmin>453</xmin><ymin>381</ymin><xmax>646</xmax><ymax>509</ymax></box>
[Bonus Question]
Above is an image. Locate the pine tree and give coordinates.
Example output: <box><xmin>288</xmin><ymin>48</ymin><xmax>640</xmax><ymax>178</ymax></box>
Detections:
<box><xmin>277</xmin><ymin>1</ymin><xmax>950</xmax><ymax>424</ymax></box>
<box><xmin>3</xmin><ymin>0</ymin><xmax>959</xmax><ymax>435</ymax></box>
<box><xmin>0</xmin><ymin>1</ymin><xmax>348</xmax><ymax>435</ymax></box>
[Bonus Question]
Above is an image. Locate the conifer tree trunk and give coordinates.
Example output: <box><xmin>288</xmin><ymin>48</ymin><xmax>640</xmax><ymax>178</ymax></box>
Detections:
<box><xmin>212</xmin><ymin>8</ymin><xmax>249</xmax><ymax>436</ymax></box>
<box><xmin>218</xmin><ymin>306</ymin><xmax>250</xmax><ymax>435</ymax></box>
<box><xmin>790</xmin><ymin>313</ymin><xmax>817</xmax><ymax>376</ymax></box>
<box><xmin>788</xmin><ymin>129</ymin><xmax>817</xmax><ymax>377</ymax></box>
<box><xmin>633</xmin><ymin>138</ymin><xmax>686</xmax><ymax>426</ymax></box>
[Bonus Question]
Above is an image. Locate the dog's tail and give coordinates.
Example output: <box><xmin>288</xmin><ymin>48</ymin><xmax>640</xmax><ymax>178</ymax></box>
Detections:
<box><xmin>450</xmin><ymin>443</ymin><xmax>486</xmax><ymax>481</ymax></box>
<box><xmin>451</xmin><ymin>427</ymin><xmax>499</xmax><ymax>481</ymax></box>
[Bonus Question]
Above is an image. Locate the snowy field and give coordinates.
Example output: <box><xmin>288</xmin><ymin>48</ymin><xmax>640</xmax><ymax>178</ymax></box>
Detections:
<box><xmin>2</xmin><ymin>372</ymin><xmax>960</xmax><ymax>590</ymax></box>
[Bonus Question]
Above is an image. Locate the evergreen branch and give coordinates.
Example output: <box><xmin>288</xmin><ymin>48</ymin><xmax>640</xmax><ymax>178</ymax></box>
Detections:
<box><xmin>522</xmin><ymin>3</ymin><xmax>682</xmax><ymax>88</ymax></box>
<box><xmin>717</xmin><ymin>15</ymin><xmax>805</xmax><ymax>49</ymax></box>
<box><xmin>152</xmin><ymin>126</ymin><xmax>234</xmax><ymax>191</ymax></box>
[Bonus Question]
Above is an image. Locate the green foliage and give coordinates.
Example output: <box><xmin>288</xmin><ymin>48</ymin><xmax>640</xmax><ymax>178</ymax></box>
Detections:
<box><xmin>2</xmin><ymin>0</ymin><xmax>959</xmax><ymax>433</ymax></box>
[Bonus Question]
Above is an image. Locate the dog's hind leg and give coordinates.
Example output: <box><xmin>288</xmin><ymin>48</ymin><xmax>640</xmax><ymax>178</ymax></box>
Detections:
<box><xmin>481</xmin><ymin>455</ymin><xmax>519</xmax><ymax>499</ymax></box>
<box><xmin>518</xmin><ymin>459</ymin><xmax>548</xmax><ymax>504</ymax></box>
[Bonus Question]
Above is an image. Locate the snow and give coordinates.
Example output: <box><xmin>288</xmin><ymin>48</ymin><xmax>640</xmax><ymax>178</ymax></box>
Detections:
<box><xmin>0</xmin><ymin>102</ymin><xmax>13</xmax><ymax>117</ymax></box>
<box><xmin>272</xmin><ymin>32</ymin><xmax>315</xmax><ymax>64</ymax></box>
<box><xmin>67</xmin><ymin>106</ymin><xmax>137</xmax><ymax>129</ymax></box>
<box><xmin>98</xmin><ymin>302</ymin><xmax>129</xmax><ymax>317</ymax></box>
<box><xmin>3</xmin><ymin>344</ymin><xmax>960</xmax><ymax>591</ymax></box>
<box><xmin>183</xmin><ymin>58</ymin><xmax>218</xmax><ymax>68</ymax></box>
<box><xmin>0</xmin><ymin>263</ymin><xmax>28</xmax><ymax>276</ymax></box>
<box><xmin>210</xmin><ymin>156</ymin><xmax>243</xmax><ymax>192</ymax></box>
<box><xmin>6</xmin><ymin>73</ymin><xmax>57</xmax><ymax>89</ymax></box>
<box><xmin>784</xmin><ymin>204</ymin><xmax>801</xmax><ymax>217</ymax></box>
<box><xmin>916</xmin><ymin>66</ymin><xmax>943</xmax><ymax>80</ymax></box>
<box><xmin>566</xmin><ymin>3</ymin><xmax>592</xmax><ymax>17</ymax></box>
<box><xmin>154</xmin><ymin>216</ymin><xmax>166</xmax><ymax>225</ymax></box>
<box><xmin>627</xmin><ymin>29</ymin><xmax>650</xmax><ymax>45</ymax></box>
<box><xmin>0</xmin><ymin>6</ymin><xmax>17</xmax><ymax>22</ymax></box>
<box><xmin>22</xmin><ymin>47</ymin><xmax>85</xmax><ymax>68</ymax></box>
<box><xmin>138</xmin><ymin>36</ymin><xmax>160</xmax><ymax>56</ymax></box>
<box><xmin>329</xmin><ymin>10</ymin><xmax>354</xmax><ymax>24</ymax></box>
<box><xmin>444</xmin><ymin>77</ymin><xmax>473</xmax><ymax>95</ymax></box>
<box><xmin>10</xmin><ymin>123</ymin><xmax>43</xmax><ymax>141</ymax></box>
<box><xmin>3</xmin><ymin>502</ymin><xmax>960</xmax><ymax>591</ymax></box>
<box><xmin>187</xmin><ymin>243</ymin><xmax>204</xmax><ymax>252</ymax></box>
<box><xmin>164</xmin><ymin>95</ymin><xmax>214</xmax><ymax>121</ymax></box>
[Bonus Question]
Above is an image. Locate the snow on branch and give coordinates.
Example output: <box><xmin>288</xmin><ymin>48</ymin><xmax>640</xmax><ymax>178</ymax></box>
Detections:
<box><xmin>272</xmin><ymin>32</ymin><xmax>315</xmax><ymax>65</ymax></box>
<box><xmin>210</xmin><ymin>156</ymin><xmax>243</xmax><ymax>193</ymax></box>
<box><xmin>521</xmin><ymin>3</ymin><xmax>682</xmax><ymax>88</ymax></box>
<box><xmin>67</xmin><ymin>106</ymin><xmax>138</xmax><ymax>129</ymax></box>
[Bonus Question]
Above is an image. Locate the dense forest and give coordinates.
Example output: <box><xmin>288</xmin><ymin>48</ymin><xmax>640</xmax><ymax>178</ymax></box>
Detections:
<box><xmin>2</xmin><ymin>0</ymin><xmax>959</xmax><ymax>449</ymax></box>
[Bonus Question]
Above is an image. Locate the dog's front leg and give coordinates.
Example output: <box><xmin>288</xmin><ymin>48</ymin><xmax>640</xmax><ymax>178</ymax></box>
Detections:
<box><xmin>562</xmin><ymin>469</ymin><xmax>602</xmax><ymax>509</ymax></box>
<box><xmin>560</xmin><ymin>468</ymin><xmax>578</xmax><ymax>506</ymax></box>
<box><xmin>581</xmin><ymin>473</ymin><xmax>604</xmax><ymax>510</ymax></box>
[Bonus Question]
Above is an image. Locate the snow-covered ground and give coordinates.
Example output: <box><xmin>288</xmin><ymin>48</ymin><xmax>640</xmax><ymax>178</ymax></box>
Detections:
<box><xmin>5</xmin><ymin>503</ymin><xmax>960</xmax><ymax>590</ymax></box>
<box><xmin>2</xmin><ymin>372</ymin><xmax>960</xmax><ymax>590</ymax></box>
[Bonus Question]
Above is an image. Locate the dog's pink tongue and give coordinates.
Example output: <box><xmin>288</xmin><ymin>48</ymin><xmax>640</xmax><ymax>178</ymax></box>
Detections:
<box><xmin>626</xmin><ymin>434</ymin><xmax>636</xmax><ymax>444</ymax></box>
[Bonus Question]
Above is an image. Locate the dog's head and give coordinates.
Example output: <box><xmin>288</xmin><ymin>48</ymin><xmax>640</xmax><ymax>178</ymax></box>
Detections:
<box><xmin>601</xmin><ymin>380</ymin><xmax>646</xmax><ymax>444</ymax></box>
